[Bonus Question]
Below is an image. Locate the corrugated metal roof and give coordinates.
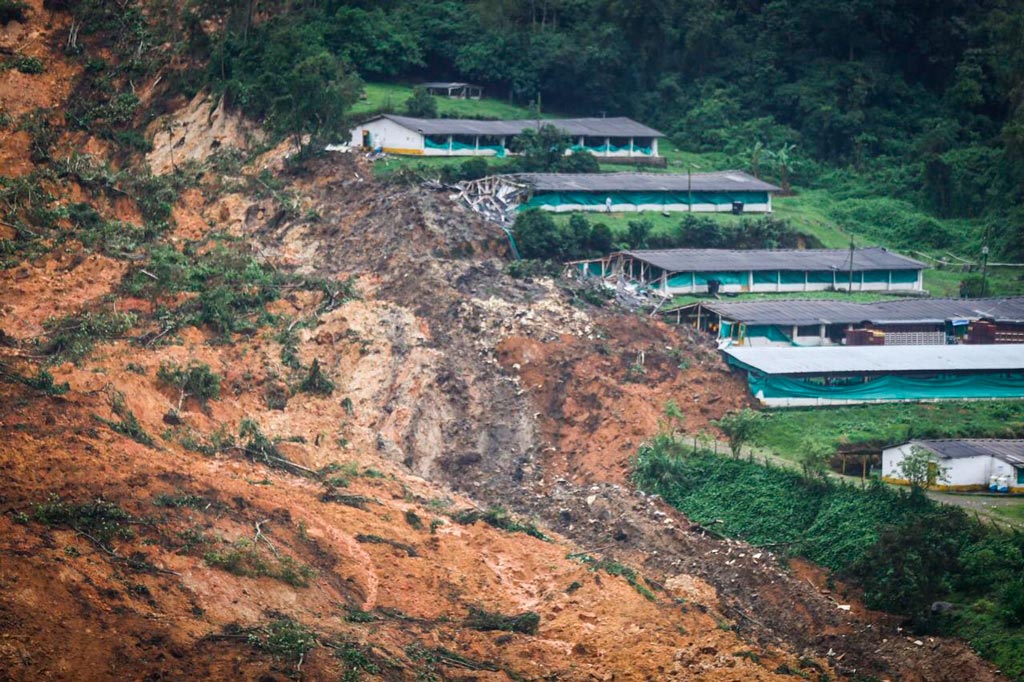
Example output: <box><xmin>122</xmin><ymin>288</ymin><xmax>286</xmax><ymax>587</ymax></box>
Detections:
<box><xmin>698</xmin><ymin>297</ymin><xmax>1024</xmax><ymax>326</ymax></box>
<box><xmin>911</xmin><ymin>439</ymin><xmax>1024</xmax><ymax>467</ymax></box>
<box><xmin>376</xmin><ymin>114</ymin><xmax>664</xmax><ymax>138</ymax></box>
<box><xmin>723</xmin><ymin>344</ymin><xmax>1024</xmax><ymax>375</ymax></box>
<box><xmin>421</xmin><ymin>82</ymin><xmax>477</xmax><ymax>89</ymax></box>
<box><xmin>624</xmin><ymin>247</ymin><xmax>926</xmax><ymax>273</ymax></box>
<box><xmin>514</xmin><ymin>170</ymin><xmax>780</xmax><ymax>193</ymax></box>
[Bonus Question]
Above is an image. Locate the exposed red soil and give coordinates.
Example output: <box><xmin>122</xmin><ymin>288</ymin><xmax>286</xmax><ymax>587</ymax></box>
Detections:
<box><xmin>0</xmin><ymin>4</ymin><xmax>1008</xmax><ymax>680</ymax></box>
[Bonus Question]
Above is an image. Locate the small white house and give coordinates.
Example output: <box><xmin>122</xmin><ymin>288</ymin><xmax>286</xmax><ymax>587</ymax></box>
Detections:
<box><xmin>348</xmin><ymin>114</ymin><xmax>663</xmax><ymax>158</ymax></box>
<box><xmin>882</xmin><ymin>439</ymin><xmax>1024</xmax><ymax>491</ymax></box>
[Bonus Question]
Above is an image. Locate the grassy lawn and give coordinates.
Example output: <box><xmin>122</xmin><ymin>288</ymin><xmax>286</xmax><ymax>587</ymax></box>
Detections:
<box><xmin>751</xmin><ymin>401</ymin><xmax>1024</xmax><ymax>463</ymax></box>
<box><xmin>664</xmin><ymin>290</ymin><xmax>898</xmax><ymax>308</ymax></box>
<box><xmin>352</xmin><ymin>82</ymin><xmax>542</xmax><ymax>120</ymax></box>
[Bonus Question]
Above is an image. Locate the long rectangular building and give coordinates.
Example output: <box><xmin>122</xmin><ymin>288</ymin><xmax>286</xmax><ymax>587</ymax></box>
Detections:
<box><xmin>722</xmin><ymin>344</ymin><xmax>1024</xmax><ymax>407</ymax></box>
<box><xmin>580</xmin><ymin>247</ymin><xmax>926</xmax><ymax>295</ymax></box>
<box><xmin>671</xmin><ymin>297</ymin><xmax>1024</xmax><ymax>346</ymax></box>
<box><xmin>349</xmin><ymin>114</ymin><xmax>664</xmax><ymax>158</ymax></box>
<box><xmin>515</xmin><ymin>171</ymin><xmax>779</xmax><ymax>213</ymax></box>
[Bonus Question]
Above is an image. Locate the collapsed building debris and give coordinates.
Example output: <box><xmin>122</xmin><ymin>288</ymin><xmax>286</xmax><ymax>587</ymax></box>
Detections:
<box><xmin>448</xmin><ymin>175</ymin><xmax>530</xmax><ymax>227</ymax></box>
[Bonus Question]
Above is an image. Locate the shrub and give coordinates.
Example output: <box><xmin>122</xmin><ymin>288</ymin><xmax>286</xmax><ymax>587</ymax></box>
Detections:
<box><xmin>464</xmin><ymin>607</ymin><xmax>539</xmax><ymax>634</ymax></box>
<box><xmin>40</xmin><ymin>310</ymin><xmax>137</xmax><ymax>363</ymax></box>
<box><xmin>298</xmin><ymin>358</ymin><xmax>334</xmax><ymax>396</ymax></box>
<box><xmin>157</xmin><ymin>361</ymin><xmax>222</xmax><ymax>406</ymax></box>
<box><xmin>404</xmin><ymin>86</ymin><xmax>437</xmax><ymax>118</ymax></box>
<box><xmin>245</xmin><ymin>618</ymin><xmax>318</xmax><ymax>661</ymax></box>
<box><xmin>0</xmin><ymin>0</ymin><xmax>28</xmax><ymax>25</ymax></box>
<box><xmin>33</xmin><ymin>494</ymin><xmax>135</xmax><ymax>548</ymax></box>
<box><xmin>11</xmin><ymin>55</ymin><xmax>43</xmax><ymax>74</ymax></box>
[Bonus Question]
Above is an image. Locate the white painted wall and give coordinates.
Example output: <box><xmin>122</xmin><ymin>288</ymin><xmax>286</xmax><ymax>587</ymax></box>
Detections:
<box><xmin>882</xmin><ymin>443</ymin><xmax>1020</xmax><ymax>488</ymax></box>
<box><xmin>349</xmin><ymin>118</ymin><xmax>424</xmax><ymax>154</ymax></box>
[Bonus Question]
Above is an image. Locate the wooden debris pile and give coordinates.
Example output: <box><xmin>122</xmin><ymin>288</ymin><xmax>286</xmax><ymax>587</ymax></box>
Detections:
<box><xmin>449</xmin><ymin>175</ymin><xmax>531</xmax><ymax>226</ymax></box>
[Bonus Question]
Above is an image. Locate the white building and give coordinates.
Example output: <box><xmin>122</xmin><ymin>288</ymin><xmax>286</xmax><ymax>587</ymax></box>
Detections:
<box><xmin>882</xmin><ymin>440</ymin><xmax>1024</xmax><ymax>491</ymax></box>
<box><xmin>348</xmin><ymin>114</ymin><xmax>663</xmax><ymax>158</ymax></box>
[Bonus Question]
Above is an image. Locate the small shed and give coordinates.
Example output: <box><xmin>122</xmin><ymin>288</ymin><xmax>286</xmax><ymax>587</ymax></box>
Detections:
<box><xmin>882</xmin><ymin>440</ymin><xmax>1024</xmax><ymax>491</ymax></box>
<box><xmin>515</xmin><ymin>171</ymin><xmax>779</xmax><ymax>213</ymax></box>
<box><xmin>421</xmin><ymin>82</ymin><xmax>483</xmax><ymax>99</ymax></box>
<box><xmin>579</xmin><ymin>247</ymin><xmax>925</xmax><ymax>296</ymax></box>
<box><xmin>722</xmin><ymin>344</ymin><xmax>1024</xmax><ymax>406</ymax></box>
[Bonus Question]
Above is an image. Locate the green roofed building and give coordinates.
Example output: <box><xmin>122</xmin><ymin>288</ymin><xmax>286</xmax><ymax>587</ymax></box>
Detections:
<box><xmin>578</xmin><ymin>247</ymin><xmax>926</xmax><ymax>296</ymax></box>
<box><xmin>516</xmin><ymin>170</ymin><xmax>779</xmax><ymax>213</ymax></box>
<box><xmin>347</xmin><ymin>114</ymin><xmax>663</xmax><ymax>158</ymax></box>
<box><xmin>722</xmin><ymin>344</ymin><xmax>1024</xmax><ymax>407</ymax></box>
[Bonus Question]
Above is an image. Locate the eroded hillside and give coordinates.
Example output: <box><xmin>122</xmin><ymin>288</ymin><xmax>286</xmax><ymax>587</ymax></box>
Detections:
<box><xmin>0</xmin><ymin>3</ymin><xmax>1006</xmax><ymax>681</ymax></box>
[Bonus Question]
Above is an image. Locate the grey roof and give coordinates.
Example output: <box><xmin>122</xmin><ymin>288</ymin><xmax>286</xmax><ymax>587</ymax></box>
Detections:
<box><xmin>375</xmin><ymin>114</ymin><xmax>664</xmax><ymax>138</ymax></box>
<box><xmin>723</xmin><ymin>344</ymin><xmax>1024</xmax><ymax>375</ymax></box>
<box><xmin>514</xmin><ymin>170</ymin><xmax>780</xmax><ymax>193</ymax></box>
<box><xmin>908</xmin><ymin>440</ymin><xmax>1024</xmax><ymax>467</ymax></box>
<box><xmin>694</xmin><ymin>297</ymin><xmax>1024</xmax><ymax>327</ymax></box>
<box><xmin>624</xmin><ymin>247</ymin><xmax>926</xmax><ymax>273</ymax></box>
<box><xmin>421</xmin><ymin>82</ymin><xmax>478</xmax><ymax>89</ymax></box>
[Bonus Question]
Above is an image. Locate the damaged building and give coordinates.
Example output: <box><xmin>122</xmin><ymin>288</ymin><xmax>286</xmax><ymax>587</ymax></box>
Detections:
<box><xmin>577</xmin><ymin>247</ymin><xmax>926</xmax><ymax>296</ymax></box>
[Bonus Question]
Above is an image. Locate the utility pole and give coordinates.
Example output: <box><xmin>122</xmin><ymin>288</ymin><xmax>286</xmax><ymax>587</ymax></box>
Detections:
<box><xmin>848</xmin><ymin>238</ymin><xmax>855</xmax><ymax>293</ymax></box>
<box><xmin>981</xmin><ymin>245</ymin><xmax>990</xmax><ymax>298</ymax></box>
<box><xmin>687</xmin><ymin>162</ymin><xmax>701</xmax><ymax>212</ymax></box>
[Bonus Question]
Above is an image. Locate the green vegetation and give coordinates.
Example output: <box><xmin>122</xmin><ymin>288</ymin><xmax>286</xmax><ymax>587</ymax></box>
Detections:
<box><xmin>0</xmin><ymin>0</ymin><xmax>28</xmax><ymax>25</ymax></box>
<box><xmin>569</xmin><ymin>553</ymin><xmax>657</xmax><ymax>601</ymax></box>
<box><xmin>204</xmin><ymin>539</ymin><xmax>315</xmax><ymax>587</ymax></box>
<box><xmin>241</xmin><ymin>618</ymin><xmax>318</xmax><ymax>662</ymax></box>
<box><xmin>451</xmin><ymin>506</ymin><xmax>549</xmax><ymax>541</ymax></box>
<box><xmin>751</xmin><ymin>402</ymin><xmax>1024</xmax><ymax>463</ymax></box>
<box><xmin>39</xmin><ymin>310</ymin><xmax>137</xmax><ymax>364</ymax></box>
<box><xmin>157</xmin><ymin>361</ymin><xmax>221</xmax><ymax>407</ymax></box>
<box><xmin>0</xmin><ymin>364</ymin><xmax>69</xmax><ymax>396</ymax></box>
<box><xmin>712</xmin><ymin>409</ymin><xmax>765</xmax><ymax>459</ymax></box>
<box><xmin>632</xmin><ymin>438</ymin><xmax>1024</xmax><ymax>677</ymax></box>
<box><xmin>32</xmin><ymin>494</ymin><xmax>135</xmax><ymax>550</ymax></box>
<box><xmin>354</xmin><ymin>533</ymin><xmax>418</xmax><ymax>557</ymax></box>
<box><xmin>464</xmin><ymin>606</ymin><xmax>540</xmax><ymax>635</ymax></box>
<box><xmin>353</xmin><ymin>82</ymin><xmax>538</xmax><ymax>120</ymax></box>
<box><xmin>297</xmin><ymin>358</ymin><xmax>334</xmax><ymax>396</ymax></box>
<box><xmin>95</xmin><ymin>391</ymin><xmax>154</xmax><ymax>447</ymax></box>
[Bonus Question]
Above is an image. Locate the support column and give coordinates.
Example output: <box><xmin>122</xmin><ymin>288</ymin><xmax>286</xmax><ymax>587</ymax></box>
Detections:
<box><xmin>447</xmin><ymin>135</ymin><xmax>453</xmax><ymax>155</ymax></box>
<box><xmin>605</xmin><ymin>137</ymin><xmax>611</xmax><ymax>157</ymax></box>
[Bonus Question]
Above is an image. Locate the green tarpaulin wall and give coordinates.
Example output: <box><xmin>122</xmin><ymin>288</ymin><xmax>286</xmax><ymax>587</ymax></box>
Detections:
<box><xmin>521</xmin><ymin>191</ymin><xmax>769</xmax><ymax>209</ymax></box>
<box><xmin>424</xmin><ymin>137</ymin><xmax>506</xmax><ymax>156</ymax></box>
<box><xmin>570</xmin><ymin>143</ymin><xmax>652</xmax><ymax>155</ymax></box>
<box><xmin>726</xmin><ymin>355</ymin><xmax>1024</xmax><ymax>401</ymax></box>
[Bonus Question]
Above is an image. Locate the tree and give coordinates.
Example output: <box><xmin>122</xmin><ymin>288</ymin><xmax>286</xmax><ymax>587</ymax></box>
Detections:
<box><xmin>272</xmin><ymin>51</ymin><xmax>362</xmax><ymax>156</ymax></box>
<box><xmin>712</xmin><ymin>409</ymin><xmax>763</xmax><ymax>459</ymax></box>
<box><xmin>404</xmin><ymin>85</ymin><xmax>437</xmax><ymax>117</ymax></box>
<box><xmin>511</xmin><ymin>124</ymin><xmax>568</xmax><ymax>171</ymax></box>
<box><xmin>626</xmin><ymin>219</ymin><xmax>652</xmax><ymax>249</ymax></box>
<box><xmin>513</xmin><ymin>209</ymin><xmax>566</xmax><ymax>260</ymax></box>
<box><xmin>589</xmin><ymin>223</ymin><xmax>614</xmax><ymax>253</ymax></box>
<box><xmin>798</xmin><ymin>438</ymin><xmax>833</xmax><ymax>479</ymax></box>
<box><xmin>896</xmin><ymin>445</ymin><xmax>949</xmax><ymax>489</ymax></box>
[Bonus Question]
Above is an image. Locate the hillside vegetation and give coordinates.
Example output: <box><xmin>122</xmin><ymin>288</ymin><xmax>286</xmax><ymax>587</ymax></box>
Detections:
<box><xmin>189</xmin><ymin>0</ymin><xmax>1024</xmax><ymax>264</ymax></box>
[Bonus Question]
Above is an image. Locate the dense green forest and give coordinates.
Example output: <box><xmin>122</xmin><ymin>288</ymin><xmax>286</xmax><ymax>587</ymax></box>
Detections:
<box><xmin>181</xmin><ymin>0</ymin><xmax>1024</xmax><ymax>259</ymax></box>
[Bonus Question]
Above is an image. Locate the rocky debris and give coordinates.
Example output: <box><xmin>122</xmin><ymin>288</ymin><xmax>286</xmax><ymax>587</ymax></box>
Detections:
<box><xmin>145</xmin><ymin>93</ymin><xmax>263</xmax><ymax>175</ymax></box>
